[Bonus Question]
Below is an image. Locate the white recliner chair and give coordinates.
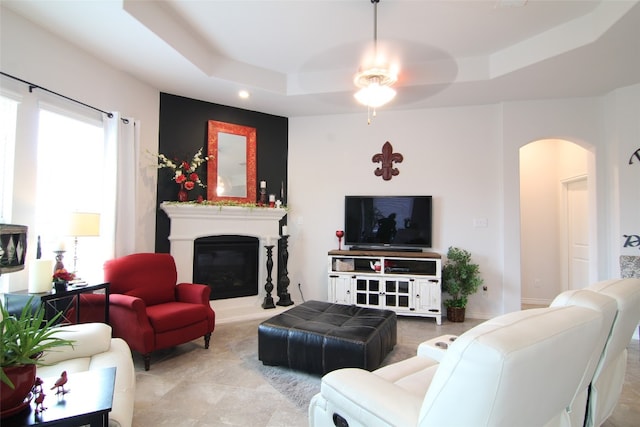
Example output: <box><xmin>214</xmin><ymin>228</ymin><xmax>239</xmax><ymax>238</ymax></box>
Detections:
<box><xmin>309</xmin><ymin>304</ymin><xmax>606</xmax><ymax>427</ymax></box>
<box><xmin>37</xmin><ymin>322</ymin><xmax>136</xmax><ymax>427</ymax></box>
<box><xmin>584</xmin><ymin>278</ymin><xmax>640</xmax><ymax>427</ymax></box>
<box><xmin>549</xmin><ymin>289</ymin><xmax>618</xmax><ymax>427</ymax></box>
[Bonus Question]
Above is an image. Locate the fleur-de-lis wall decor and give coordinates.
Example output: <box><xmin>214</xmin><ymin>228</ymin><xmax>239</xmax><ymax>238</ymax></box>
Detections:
<box><xmin>630</xmin><ymin>148</ymin><xmax>640</xmax><ymax>165</ymax></box>
<box><xmin>372</xmin><ymin>141</ymin><xmax>403</xmax><ymax>181</ymax></box>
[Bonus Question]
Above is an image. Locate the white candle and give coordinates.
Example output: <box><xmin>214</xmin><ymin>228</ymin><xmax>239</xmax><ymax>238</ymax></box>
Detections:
<box><xmin>260</xmin><ymin>181</ymin><xmax>266</xmax><ymax>188</ymax></box>
<box><xmin>55</xmin><ymin>240</ymin><xmax>66</xmax><ymax>252</ymax></box>
<box><xmin>269</xmin><ymin>194</ymin><xmax>275</xmax><ymax>202</ymax></box>
<box><xmin>266</xmin><ymin>237</ymin><xmax>272</xmax><ymax>246</ymax></box>
<box><xmin>282</xmin><ymin>225</ymin><xmax>288</xmax><ymax>236</ymax></box>
<box><xmin>28</xmin><ymin>259</ymin><xmax>54</xmax><ymax>293</ymax></box>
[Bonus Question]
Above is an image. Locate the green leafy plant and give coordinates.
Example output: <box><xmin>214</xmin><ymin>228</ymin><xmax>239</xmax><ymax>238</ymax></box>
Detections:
<box><xmin>441</xmin><ymin>246</ymin><xmax>483</xmax><ymax>308</ymax></box>
<box><xmin>1</xmin><ymin>298</ymin><xmax>74</xmax><ymax>388</ymax></box>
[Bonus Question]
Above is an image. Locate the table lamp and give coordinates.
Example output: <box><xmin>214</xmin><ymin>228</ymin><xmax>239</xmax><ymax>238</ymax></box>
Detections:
<box><xmin>67</xmin><ymin>212</ymin><xmax>100</xmax><ymax>275</ymax></box>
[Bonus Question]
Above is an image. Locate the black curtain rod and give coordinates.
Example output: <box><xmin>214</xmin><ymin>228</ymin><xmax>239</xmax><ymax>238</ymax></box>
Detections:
<box><xmin>1</xmin><ymin>71</ymin><xmax>114</xmax><ymax>118</ymax></box>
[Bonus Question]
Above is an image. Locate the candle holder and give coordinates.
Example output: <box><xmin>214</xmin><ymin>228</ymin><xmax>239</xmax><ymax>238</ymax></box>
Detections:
<box><xmin>277</xmin><ymin>235</ymin><xmax>293</xmax><ymax>306</ymax></box>
<box><xmin>259</xmin><ymin>187</ymin><xmax>267</xmax><ymax>206</ymax></box>
<box><xmin>262</xmin><ymin>245</ymin><xmax>276</xmax><ymax>309</ymax></box>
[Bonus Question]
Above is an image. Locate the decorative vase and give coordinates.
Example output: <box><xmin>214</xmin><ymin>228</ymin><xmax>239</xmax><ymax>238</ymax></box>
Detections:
<box><xmin>446</xmin><ymin>306</ymin><xmax>466</xmax><ymax>322</ymax></box>
<box><xmin>178</xmin><ymin>185</ymin><xmax>188</xmax><ymax>202</ymax></box>
<box><xmin>0</xmin><ymin>364</ymin><xmax>36</xmax><ymax>418</ymax></box>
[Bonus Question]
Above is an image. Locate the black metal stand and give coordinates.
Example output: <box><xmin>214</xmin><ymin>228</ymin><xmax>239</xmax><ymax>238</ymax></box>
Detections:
<box><xmin>277</xmin><ymin>235</ymin><xmax>293</xmax><ymax>306</ymax></box>
<box><xmin>262</xmin><ymin>245</ymin><xmax>276</xmax><ymax>309</ymax></box>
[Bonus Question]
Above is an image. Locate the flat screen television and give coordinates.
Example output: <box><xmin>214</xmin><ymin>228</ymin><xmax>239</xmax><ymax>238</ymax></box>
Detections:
<box><xmin>344</xmin><ymin>195</ymin><xmax>432</xmax><ymax>251</ymax></box>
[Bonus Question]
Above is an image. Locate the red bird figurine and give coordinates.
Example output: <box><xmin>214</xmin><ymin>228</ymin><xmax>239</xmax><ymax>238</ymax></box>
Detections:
<box><xmin>50</xmin><ymin>371</ymin><xmax>68</xmax><ymax>395</ymax></box>
<box><xmin>34</xmin><ymin>392</ymin><xmax>46</xmax><ymax>413</ymax></box>
<box><xmin>32</xmin><ymin>376</ymin><xmax>44</xmax><ymax>394</ymax></box>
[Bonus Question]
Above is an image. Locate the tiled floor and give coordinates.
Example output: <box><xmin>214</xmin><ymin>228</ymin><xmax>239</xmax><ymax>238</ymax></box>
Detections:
<box><xmin>130</xmin><ymin>314</ymin><xmax>639</xmax><ymax>426</ymax></box>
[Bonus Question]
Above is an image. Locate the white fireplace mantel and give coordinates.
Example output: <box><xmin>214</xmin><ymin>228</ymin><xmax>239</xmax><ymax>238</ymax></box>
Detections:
<box><xmin>160</xmin><ymin>202</ymin><xmax>288</xmax><ymax>322</ymax></box>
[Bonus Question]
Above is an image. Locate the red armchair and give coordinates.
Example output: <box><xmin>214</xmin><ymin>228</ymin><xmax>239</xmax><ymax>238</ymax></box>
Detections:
<box><xmin>104</xmin><ymin>253</ymin><xmax>215</xmax><ymax>370</ymax></box>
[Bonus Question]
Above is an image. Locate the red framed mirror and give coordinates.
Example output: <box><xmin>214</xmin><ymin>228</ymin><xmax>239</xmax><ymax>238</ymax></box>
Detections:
<box><xmin>207</xmin><ymin>120</ymin><xmax>257</xmax><ymax>203</ymax></box>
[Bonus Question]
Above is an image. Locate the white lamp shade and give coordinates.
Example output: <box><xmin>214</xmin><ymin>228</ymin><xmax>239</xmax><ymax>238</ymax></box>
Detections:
<box><xmin>67</xmin><ymin>212</ymin><xmax>101</xmax><ymax>237</ymax></box>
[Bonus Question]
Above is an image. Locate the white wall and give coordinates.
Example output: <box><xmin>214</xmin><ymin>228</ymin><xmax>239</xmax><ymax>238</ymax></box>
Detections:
<box><xmin>520</xmin><ymin>140</ymin><xmax>589</xmax><ymax>304</ymax></box>
<box><xmin>1</xmin><ymin>8</ymin><xmax>159</xmax><ymax>288</ymax></box>
<box><xmin>289</xmin><ymin>89</ymin><xmax>640</xmax><ymax>319</ymax></box>
<box><xmin>288</xmin><ymin>105</ymin><xmax>504</xmax><ymax>319</ymax></box>
<box><xmin>520</xmin><ymin>140</ymin><xmax>562</xmax><ymax>303</ymax></box>
<box><xmin>499</xmin><ymin>97</ymin><xmax>604</xmax><ymax>314</ymax></box>
<box><xmin>604</xmin><ymin>85</ymin><xmax>640</xmax><ymax>266</ymax></box>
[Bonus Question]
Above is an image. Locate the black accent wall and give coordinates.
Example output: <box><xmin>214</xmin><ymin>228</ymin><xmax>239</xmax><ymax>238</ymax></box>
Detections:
<box><xmin>155</xmin><ymin>93</ymin><xmax>288</xmax><ymax>253</ymax></box>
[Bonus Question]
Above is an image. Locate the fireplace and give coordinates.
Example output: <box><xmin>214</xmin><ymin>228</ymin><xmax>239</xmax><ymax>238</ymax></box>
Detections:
<box><xmin>160</xmin><ymin>202</ymin><xmax>287</xmax><ymax>323</ymax></box>
<box><xmin>193</xmin><ymin>235</ymin><xmax>259</xmax><ymax>300</ymax></box>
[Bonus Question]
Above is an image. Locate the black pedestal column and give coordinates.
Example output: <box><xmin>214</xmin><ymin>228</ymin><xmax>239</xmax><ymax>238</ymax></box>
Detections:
<box><xmin>277</xmin><ymin>235</ymin><xmax>293</xmax><ymax>306</ymax></box>
<box><xmin>262</xmin><ymin>245</ymin><xmax>276</xmax><ymax>309</ymax></box>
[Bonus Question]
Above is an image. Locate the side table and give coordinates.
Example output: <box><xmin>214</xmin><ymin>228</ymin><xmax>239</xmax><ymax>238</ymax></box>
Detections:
<box><xmin>2</xmin><ymin>367</ymin><xmax>116</xmax><ymax>427</ymax></box>
<box><xmin>3</xmin><ymin>282</ymin><xmax>110</xmax><ymax>324</ymax></box>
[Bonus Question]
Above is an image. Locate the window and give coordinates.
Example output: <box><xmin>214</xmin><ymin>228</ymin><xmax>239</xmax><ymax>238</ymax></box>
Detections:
<box><xmin>35</xmin><ymin>107</ymin><xmax>105</xmax><ymax>281</ymax></box>
<box><xmin>0</xmin><ymin>95</ymin><xmax>19</xmax><ymax>222</ymax></box>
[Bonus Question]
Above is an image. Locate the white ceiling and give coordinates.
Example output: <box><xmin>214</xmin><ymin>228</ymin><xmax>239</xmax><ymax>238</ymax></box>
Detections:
<box><xmin>3</xmin><ymin>0</ymin><xmax>640</xmax><ymax>117</ymax></box>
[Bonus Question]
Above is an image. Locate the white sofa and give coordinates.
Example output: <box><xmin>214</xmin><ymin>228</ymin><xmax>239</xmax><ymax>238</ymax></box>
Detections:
<box><xmin>583</xmin><ymin>278</ymin><xmax>640</xmax><ymax>427</ymax></box>
<box><xmin>38</xmin><ymin>322</ymin><xmax>135</xmax><ymax>427</ymax></box>
<box><xmin>309</xmin><ymin>292</ymin><xmax>614</xmax><ymax>427</ymax></box>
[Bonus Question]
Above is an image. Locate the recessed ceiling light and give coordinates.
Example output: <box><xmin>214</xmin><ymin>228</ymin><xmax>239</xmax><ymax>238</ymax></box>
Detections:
<box><xmin>238</xmin><ymin>90</ymin><xmax>250</xmax><ymax>99</ymax></box>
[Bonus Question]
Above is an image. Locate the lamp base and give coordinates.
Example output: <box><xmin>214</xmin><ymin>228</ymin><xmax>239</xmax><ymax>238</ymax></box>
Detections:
<box><xmin>53</xmin><ymin>250</ymin><xmax>65</xmax><ymax>271</ymax></box>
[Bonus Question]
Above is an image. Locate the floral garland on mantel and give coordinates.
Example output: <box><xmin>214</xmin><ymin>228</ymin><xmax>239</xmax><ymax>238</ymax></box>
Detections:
<box><xmin>162</xmin><ymin>200</ymin><xmax>288</xmax><ymax>210</ymax></box>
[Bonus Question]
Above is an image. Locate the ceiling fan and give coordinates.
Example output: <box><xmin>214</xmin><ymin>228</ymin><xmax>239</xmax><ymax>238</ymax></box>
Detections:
<box><xmin>353</xmin><ymin>0</ymin><xmax>398</xmax><ymax>123</ymax></box>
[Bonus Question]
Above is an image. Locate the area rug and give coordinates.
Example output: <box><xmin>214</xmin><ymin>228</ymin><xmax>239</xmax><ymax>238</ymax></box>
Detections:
<box><xmin>230</xmin><ymin>319</ymin><xmax>418</xmax><ymax>410</ymax></box>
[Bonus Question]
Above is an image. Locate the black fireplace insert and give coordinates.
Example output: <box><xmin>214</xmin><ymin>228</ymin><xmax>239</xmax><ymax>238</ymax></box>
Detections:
<box><xmin>193</xmin><ymin>235</ymin><xmax>259</xmax><ymax>300</ymax></box>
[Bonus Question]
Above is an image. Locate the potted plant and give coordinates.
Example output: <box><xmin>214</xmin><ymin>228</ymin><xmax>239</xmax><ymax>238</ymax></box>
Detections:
<box><xmin>1</xmin><ymin>298</ymin><xmax>74</xmax><ymax>416</ymax></box>
<box><xmin>441</xmin><ymin>246</ymin><xmax>483</xmax><ymax>322</ymax></box>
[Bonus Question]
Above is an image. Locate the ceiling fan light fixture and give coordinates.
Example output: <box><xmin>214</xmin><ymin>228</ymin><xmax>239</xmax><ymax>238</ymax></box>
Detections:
<box><xmin>354</xmin><ymin>0</ymin><xmax>397</xmax><ymax>121</ymax></box>
<box><xmin>354</xmin><ymin>78</ymin><xmax>396</xmax><ymax>108</ymax></box>
<box><xmin>354</xmin><ymin>67</ymin><xmax>397</xmax><ymax>90</ymax></box>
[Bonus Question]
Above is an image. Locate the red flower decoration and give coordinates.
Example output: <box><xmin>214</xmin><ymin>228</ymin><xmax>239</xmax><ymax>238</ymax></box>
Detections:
<box><xmin>151</xmin><ymin>148</ymin><xmax>208</xmax><ymax>202</ymax></box>
<box><xmin>53</xmin><ymin>268</ymin><xmax>75</xmax><ymax>282</ymax></box>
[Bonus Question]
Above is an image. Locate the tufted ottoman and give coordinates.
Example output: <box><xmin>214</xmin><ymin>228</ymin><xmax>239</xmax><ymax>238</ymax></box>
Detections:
<box><xmin>258</xmin><ymin>300</ymin><xmax>397</xmax><ymax>375</ymax></box>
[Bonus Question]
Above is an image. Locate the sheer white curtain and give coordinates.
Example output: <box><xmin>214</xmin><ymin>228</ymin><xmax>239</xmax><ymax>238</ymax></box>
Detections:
<box><xmin>103</xmin><ymin>112</ymin><xmax>139</xmax><ymax>258</ymax></box>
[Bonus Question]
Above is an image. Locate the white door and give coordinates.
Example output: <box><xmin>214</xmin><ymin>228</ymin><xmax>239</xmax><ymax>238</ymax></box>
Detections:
<box><xmin>565</xmin><ymin>177</ymin><xmax>589</xmax><ymax>290</ymax></box>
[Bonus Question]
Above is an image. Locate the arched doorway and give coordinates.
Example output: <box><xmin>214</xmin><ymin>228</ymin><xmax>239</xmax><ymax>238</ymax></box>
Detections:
<box><xmin>519</xmin><ymin>139</ymin><xmax>593</xmax><ymax>306</ymax></box>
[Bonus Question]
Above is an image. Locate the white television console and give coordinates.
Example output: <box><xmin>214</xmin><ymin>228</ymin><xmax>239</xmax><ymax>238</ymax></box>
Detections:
<box><xmin>328</xmin><ymin>250</ymin><xmax>442</xmax><ymax>325</ymax></box>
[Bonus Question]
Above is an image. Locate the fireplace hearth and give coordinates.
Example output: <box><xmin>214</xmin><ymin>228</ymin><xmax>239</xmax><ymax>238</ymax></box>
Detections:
<box><xmin>194</xmin><ymin>235</ymin><xmax>259</xmax><ymax>300</ymax></box>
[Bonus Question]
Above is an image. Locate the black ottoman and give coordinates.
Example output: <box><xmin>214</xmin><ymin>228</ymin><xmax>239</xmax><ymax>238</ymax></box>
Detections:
<box><xmin>258</xmin><ymin>300</ymin><xmax>397</xmax><ymax>375</ymax></box>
